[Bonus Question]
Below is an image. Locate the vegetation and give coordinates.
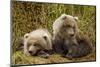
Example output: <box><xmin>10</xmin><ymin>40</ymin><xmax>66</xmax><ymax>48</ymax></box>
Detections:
<box><xmin>11</xmin><ymin>1</ymin><xmax>96</xmax><ymax>65</ymax></box>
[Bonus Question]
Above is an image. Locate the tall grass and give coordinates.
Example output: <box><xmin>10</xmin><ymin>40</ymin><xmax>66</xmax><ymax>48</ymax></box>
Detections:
<box><xmin>11</xmin><ymin>1</ymin><xmax>96</xmax><ymax>65</ymax></box>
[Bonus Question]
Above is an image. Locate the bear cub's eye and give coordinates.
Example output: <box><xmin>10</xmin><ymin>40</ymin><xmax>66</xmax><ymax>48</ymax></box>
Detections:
<box><xmin>73</xmin><ymin>26</ymin><xmax>75</xmax><ymax>29</ymax></box>
<box><xmin>34</xmin><ymin>44</ymin><xmax>39</xmax><ymax>47</ymax></box>
<box><xmin>34</xmin><ymin>44</ymin><xmax>37</xmax><ymax>46</ymax></box>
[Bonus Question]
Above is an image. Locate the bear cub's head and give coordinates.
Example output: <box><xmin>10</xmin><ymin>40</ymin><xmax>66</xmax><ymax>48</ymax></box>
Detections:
<box><xmin>53</xmin><ymin>14</ymin><xmax>79</xmax><ymax>39</ymax></box>
<box><xmin>24</xmin><ymin>29</ymin><xmax>52</xmax><ymax>56</ymax></box>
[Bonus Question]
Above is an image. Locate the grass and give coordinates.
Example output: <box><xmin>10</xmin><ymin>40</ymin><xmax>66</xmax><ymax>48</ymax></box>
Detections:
<box><xmin>11</xmin><ymin>1</ymin><xmax>96</xmax><ymax>65</ymax></box>
<box><xmin>12</xmin><ymin>51</ymin><xmax>95</xmax><ymax>65</ymax></box>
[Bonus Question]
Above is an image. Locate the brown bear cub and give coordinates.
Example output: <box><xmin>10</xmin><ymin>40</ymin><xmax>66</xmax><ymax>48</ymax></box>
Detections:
<box><xmin>16</xmin><ymin>29</ymin><xmax>52</xmax><ymax>58</ymax></box>
<box><xmin>52</xmin><ymin>14</ymin><xmax>93</xmax><ymax>58</ymax></box>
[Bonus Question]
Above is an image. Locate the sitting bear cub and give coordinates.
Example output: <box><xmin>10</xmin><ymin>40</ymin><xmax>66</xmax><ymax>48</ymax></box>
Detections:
<box><xmin>53</xmin><ymin>14</ymin><xmax>93</xmax><ymax>58</ymax></box>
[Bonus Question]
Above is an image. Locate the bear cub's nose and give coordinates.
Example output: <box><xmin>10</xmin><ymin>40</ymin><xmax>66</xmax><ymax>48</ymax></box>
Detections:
<box><xmin>29</xmin><ymin>51</ymin><xmax>32</xmax><ymax>54</ymax></box>
<box><xmin>70</xmin><ymin>34</ymin><xmax>74</xmax><ymax>37</ymax></box>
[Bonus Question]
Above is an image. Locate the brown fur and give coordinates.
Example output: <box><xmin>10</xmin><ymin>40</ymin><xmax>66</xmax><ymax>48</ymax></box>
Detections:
<box><xmin>53</xmin><ymin>14</ymin><xmax>93</xmax><ymax>58</ymax></box>
<box><xmin>16</xmin><ymin>37</ymin><xmax>24</xmax><ymax>51</ymax></box>
<box><xmin>23</xmin><ymin>29</ymin><xmax>52</xmax><ymax>58</ymax></box>
<box><xmin>62</xmin><ymin>32</ymin><xmax>93</xmax><ymax>58</ymax></box>
<box><xmin>16</xmin><ymin>29</ymin><xmax>52</xmax><ymax>58</ymax></box>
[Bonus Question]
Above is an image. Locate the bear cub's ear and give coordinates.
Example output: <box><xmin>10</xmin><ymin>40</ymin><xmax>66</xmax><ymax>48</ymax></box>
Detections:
<box><xmin>74</xmin><ymin>17</ymin><xmax>78</xmax><ymax>22</ymax></box>
<box><xmin>62</xmin><ymin>16</ymin><xmax>67</xmax><ymax>20</ymax></box>
<box><xmin>24</xmin><ymin>33</ymin><xmax>29</xmax><ymax>39</ymax></box>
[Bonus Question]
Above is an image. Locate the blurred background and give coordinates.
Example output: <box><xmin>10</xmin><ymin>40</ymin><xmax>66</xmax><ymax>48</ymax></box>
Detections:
<box><xmin>11</xmin><ymin>1</ymin><xmax>96</xmax><ymax>65</ymax></box>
